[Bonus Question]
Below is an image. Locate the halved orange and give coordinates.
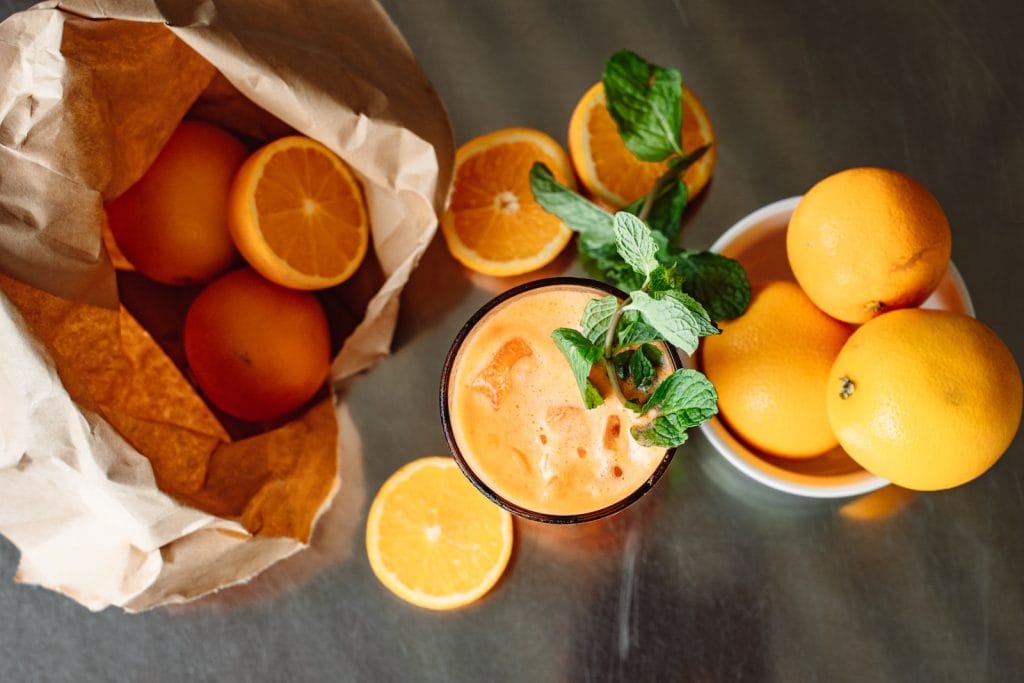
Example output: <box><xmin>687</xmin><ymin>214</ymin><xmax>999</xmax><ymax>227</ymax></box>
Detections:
<box><xmin>366</xmin><ymin>456</ymin><xmax>513</xmax><ymax>610</ymax></box>
<box><xmin>441</xmin><ymin>127</ymin><xmax>577</xmax><ymax>276</ymax></box>
<box><xmin>228</xmin><ymin>135</ymin><xmax>369</xmax><ymax>290</ymax></box>
<box><xmin>568</xmin><ymin>81</ymin><xmax>716</xmax><ymax>208</ymax></box>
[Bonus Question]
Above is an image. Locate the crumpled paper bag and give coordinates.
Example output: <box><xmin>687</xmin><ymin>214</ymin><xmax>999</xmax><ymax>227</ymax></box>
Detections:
<box><xmin>0</xmin><ymin>0</ymin><xmax>454</xmax><ymax>611</ymax></box>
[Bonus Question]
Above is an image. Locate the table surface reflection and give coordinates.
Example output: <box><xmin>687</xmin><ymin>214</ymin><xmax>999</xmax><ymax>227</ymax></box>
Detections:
<box><xmin>1</xmin><ymin>0</ymin><xmax>1023</xmax><ymax>681</ymax></box>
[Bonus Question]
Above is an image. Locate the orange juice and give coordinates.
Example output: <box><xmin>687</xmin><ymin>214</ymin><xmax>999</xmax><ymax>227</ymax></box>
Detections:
<box><xmin>442</xmin><ymin>279</ymin><xmax>675</xmax><ymax>521</ymax></box>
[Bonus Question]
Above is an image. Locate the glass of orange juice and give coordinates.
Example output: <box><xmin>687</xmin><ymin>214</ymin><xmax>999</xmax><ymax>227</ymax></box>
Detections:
<box><xmin>440</xmin><ymin>277</ymin><xmax>681</xmax><ymax>524</ymax></box>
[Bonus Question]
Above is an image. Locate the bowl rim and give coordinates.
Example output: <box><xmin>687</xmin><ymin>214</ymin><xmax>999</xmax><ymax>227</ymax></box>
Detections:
<box><xmin>699</xmin><ymin>195</ymin><xmax>974</xmax><ymax>498</ymax></box>
<box><xmin>439</xmin><ymin>276</ymin><xmax>683</xmax><ymax>524</ymax></box>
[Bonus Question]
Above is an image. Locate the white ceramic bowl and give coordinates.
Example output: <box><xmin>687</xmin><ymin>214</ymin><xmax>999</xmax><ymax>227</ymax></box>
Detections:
<box><xmin>697</xmin><ymin>196</ymin><xmax>974</xmax><ymax>499</ymax></box>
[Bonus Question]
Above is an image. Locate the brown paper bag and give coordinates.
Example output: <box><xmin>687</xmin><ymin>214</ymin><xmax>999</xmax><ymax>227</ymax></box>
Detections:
<box><xmin>0</xmin><ymin>0</ymin><xmax>454</xmax><ymax>611</ymax></box>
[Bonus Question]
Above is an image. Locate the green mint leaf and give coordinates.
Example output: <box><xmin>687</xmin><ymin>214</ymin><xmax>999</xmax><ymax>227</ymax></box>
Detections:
<box><xmin>613</xmin><ymin>349</ymin><xmax>633</xmax><ymax>380</ymax></box>
<box><xmin>631</xmin><ymin>413</ymin><xmax>692</xmax><ymax>448</ymax></box>
<box><xmin>530</xmin><ymin>163</ymin><xmax>615</xmax><ymax>250</ymax></box>
<box><xmin>583</xmin><ymin>381</ymin><xmax>605</xmax><ymax>410</ymax></box>
<box><xmin>624</xmin><ymin>179</ymin><xmax>687</xmax><ymax>241</ymax></box>
<box><xmin>551</xmin><ymin>328</ymin><xmax>605</xmax><ymax>409</ymax></box>
<box><xmin>628</xmin><ymin>347</ymin><xmax>655</xmax><ymax>390</ymax></box>
<box><xmin>669</xmin><ymin>250</ymin><xmax>752</xmax><ymax>320</ymax></box>
<box><xmin>581</xmin><ymin>296</ymin><xmax>619</xmax><ymax>344</ymax></box>
<box><xmin>647</xmin><ymin>264</ymin><xmax>684</xmax><ymax>293</ymax></box>
<box><xmin>613</xmin><ymin>212</ymin><xmax>659</xmax><ymax>279</ymax></box>
<box><xmin>632</xmin><ymin>368</ymin><xmax>718</xmax><ymax>447</ymax></box>
<box><xmin>615</xmin><ymin>310</ymin><xmax>662</xmax><ymax>346</ymax></box>
<box><xmin>602</xmin><ymin>50</ymin><xmax>683</xmax><ymax>161</ymax></box>
<box><xmin>624</xmin><ymin>290</ymin><xmax>719</xmax><ymax>355</ymax></box>
<box><xmin>641</xmin><ymin>342</ymin><xmax>663</xmax><ymax>366</ymax></box>
<box><xmin>662</xmin><ymin>291</ymin><xmax>721</xmax><ymax>337</ymax></box>
<box><xmin>625</xmin><ymin>399</ymin><xmax>643</xmax><ymax>413</ymax></box>
<box><xmin>640</xmin><ymin>367</ymin><xmax>718</xmax><ymax>419</ymax></box>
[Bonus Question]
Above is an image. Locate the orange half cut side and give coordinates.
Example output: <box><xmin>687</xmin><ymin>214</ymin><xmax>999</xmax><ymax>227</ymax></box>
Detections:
<box><xmin>441</xmin><ymin>127</ymin><xmax>577</xmax><ymax>276</ymax></box>
<box><xmin>228</xmin><ymin>135</ymin><xmax>369</xmax><ymax>290</ymax></box>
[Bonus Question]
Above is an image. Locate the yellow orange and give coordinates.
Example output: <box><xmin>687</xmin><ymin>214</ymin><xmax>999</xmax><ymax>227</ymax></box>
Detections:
<box><xmin>183</xmin><ymin>268</ymin><xmax>331</xmax><ymax>422</ymax></box>
<box><xmin>440</xmin><ymin>127</ymin><xmax>576</xmax><ymax>276</ymax></box>
<box><xmin>700</xmin><ymin>281</ymin><xmax>854</xmax><ymax>458</ymax></box>
<box><xmin>827</xmin><ymin>309</ymin><xmax>1022</xmax><ymax>491</ymax></box>
<box><xmin>228</xmin><ymin>135</ymin><xmax>369</xmax><ymax>290</ymax></box>
<box><xmin>568</xmin><ymin>81</ymin><xmax>716</xmax><ymax>208</ymax></box>
<box><xmin>787</xmin><ymin>167</ymin><xmax>952</xmax><ymax>323</ymax></box>
<box><xmin>366</xmin><ymin>457</ymin><xmax>513</xmax><ymax>610</ymax></box>
<box><xmin>105</xmin><ymin>120</ymin><xmax>246</xmax><ymax>285</ymax></box>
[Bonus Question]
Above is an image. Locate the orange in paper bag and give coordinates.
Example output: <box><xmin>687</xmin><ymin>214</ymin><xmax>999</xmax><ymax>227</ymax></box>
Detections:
<box><xmin>184</xmin><ymin>268</ymin><xmax>331</xmax><ymax>422</ymax></box>
<box><xmin>105</xmin><ymin>121</ymin><xmax>247</xmax><ymax>285</ymax></box>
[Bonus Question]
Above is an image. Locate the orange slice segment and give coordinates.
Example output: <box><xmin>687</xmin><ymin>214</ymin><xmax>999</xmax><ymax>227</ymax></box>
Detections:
<box><xmin>568</xmin><ymin>81</ymin><xmax>716</xmax><ymax>208</ymax></box>
<box><xmin>441</xmin><ymin>127</ymin><xmax>577</xmax><ymax>276</ymax></box>
<box><xmin>366</xmin><ymin>456</ymin><xmax>513</xmax><ymax>611</ymax></box>
<box><xmin>228</xmin><ymin>135</ymin><xmax>369</xmax><ymax>290</ymax></box>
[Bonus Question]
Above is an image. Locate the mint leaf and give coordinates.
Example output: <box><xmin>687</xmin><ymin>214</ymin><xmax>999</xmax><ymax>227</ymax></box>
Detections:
<box><xmin>647</xmin><ymin>264</ymin><xmax>684</xmax><ymax>293</ymax></box>
<box><xmin>640</xmin><ymin>367</ymin><xmax>718</xmax><ymax>418</ymax></box>
<box><xmin>641</xmin><ymin>342</ymin><xmax>663</xmax><ymax>366</ymax></box>
<box><xmin>625</xmin><ymin>290</ymin><xmax>718</xmax><ymax>354</ymax></box>
<box><xmin>581</xmin><ymin>295</ymin><xmax>619</xmax><ymax>344</ymax></box>
<box><xmin>613</xmin><ymin>212</ymin><xmax>659</xmax><ymax>279</ymax></box>
<box><xmin>669</xmin><ymin>250</ymin><xmax>751</xmax><ymax>320</ymax></box>
<box><xmin>530</xmin><ymin>163</ymin><xmax>615</xmax><ymax>250</ymax></box>
<box><xmin>551</xmin><ymin>328</ymin><xmax>604</xmax><ymax>409</ymax></box>
<box><xmin>615</xmin><ymin>310</ymin><xmax>662</xmax><ymax>346</ymax></box>
<box><xmin>628</xmin><ymin>348</ymin><xmax>655</xmax><ymax>390</ymax></box>
<box><xmin>624</xmin><ymin>179</ymin><xmax>687</xmax><ymax>241</ymax></box>
<box><xmin>632</xmin><ymin>413</ymin><xmax>693</xmax><ymax>448</ymax></box>
<box><xmin>632</xmin><ymin>368</ymin><xmax>718</xmax><ymax>447</ymax></box>
<box><xmin>613</xmin><ymin>349</ymin><xmax>633</xmax><ymax>380</ymax></box>
<box><xmin>603</xmin><ymin>50</ymin><xmax>683</xmax><ymax>161</ymax></box>
<box><xmin>583</xmin><ymin>382</ymin><xmax>605</xmax><ymax>410</ymax></box>
<box><xmin>662</xmin><ymin>290</ymin><xmax>721</xmax><ymax>337</ymax></box>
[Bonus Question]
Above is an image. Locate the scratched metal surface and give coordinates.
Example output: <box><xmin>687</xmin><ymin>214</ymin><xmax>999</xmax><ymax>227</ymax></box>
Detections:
<box><xmin>2</xmin><ymin>0</ymin><xmax>1024</xmax><ymax>680</ymax></box>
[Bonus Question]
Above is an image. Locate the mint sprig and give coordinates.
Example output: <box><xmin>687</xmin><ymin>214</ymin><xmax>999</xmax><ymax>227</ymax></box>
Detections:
<box><xmin>530</xmin><ymin>163</ymin><xmax>750</xmax><ymax>321</ymax></box>
<box><xmin>532</xmin><ymin>49</ymin><xmax>753</xmax><ymax>448</ymax></box>
<box><xmin>530</xmin><ymin>49</ymin><xmax>750</xmax><ymax>321</ymax></box>
<box><xmin>548</xmin><ymin>212</ymin><xmax>720</xmax><ymax>448</ymax></box>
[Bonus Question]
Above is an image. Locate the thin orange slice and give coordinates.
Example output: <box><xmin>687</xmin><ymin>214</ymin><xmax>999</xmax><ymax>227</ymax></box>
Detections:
<box><xmin>568</xmin><ymin>81</ymin><xmax>716</xmax><ymax>208</ymax></box>
<box><xmin>228</xmin><ymin>135</ymin><xmax>369</xmax><ymax>290</ymax></box>
<box><xmin>441</xmin><ymin>127</ymin><xmax>577</xmax><ymax>276</ymax></box>
<box><xmin>366</xmin><ymin>457</ymin><xmax>513</xmax><ymax>610</ymax></box>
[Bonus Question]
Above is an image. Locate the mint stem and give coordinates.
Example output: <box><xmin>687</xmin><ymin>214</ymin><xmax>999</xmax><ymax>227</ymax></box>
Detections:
<box><xmin>636</xmin><ymin>144</ymin><xmax>711</xmax><ymax>223</ymax></box>
<box><xmin>602</xmin><ymin>295</ymin><xmax>631</xmax><ymax>405</ymax></box>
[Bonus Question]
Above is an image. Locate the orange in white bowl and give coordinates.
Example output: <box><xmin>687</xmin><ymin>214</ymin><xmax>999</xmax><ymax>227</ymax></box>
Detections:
<box><xmin>698</xmin><ymin>196</ymin><xmax>974</xmax><ymax>499</ymax></box>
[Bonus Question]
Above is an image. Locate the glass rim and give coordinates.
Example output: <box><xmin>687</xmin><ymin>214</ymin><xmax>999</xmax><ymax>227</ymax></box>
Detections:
<box><xmin>439</xmin><ymin>276</ymin><xmax>682</xmax><ymax>525</ymax></box>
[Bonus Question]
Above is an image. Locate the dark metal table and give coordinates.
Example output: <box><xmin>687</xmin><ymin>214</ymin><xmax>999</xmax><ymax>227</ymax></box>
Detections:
<box><xmin>2</xmin><ymin>1</ymin><xmax>1023</xmax><ymax>680</ymax></box>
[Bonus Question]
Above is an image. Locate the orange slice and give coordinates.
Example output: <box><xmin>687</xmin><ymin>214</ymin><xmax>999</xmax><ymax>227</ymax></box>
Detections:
<box><xmin>366</xmin><ymin>456</ymin><xmax>513</xmax><ymax>610</ymax></box>
<box><xmin>568</xmin><ymin>81</ymin><xmax>716</xmax><ymax>208</ymax></box>
<box><xmin>228</xmin><ymin>135</ymin><xmax>369</xmax><ymax>290</ymax></box>
<box><xmin>441</xmin><ymin>127</ymin><xmax>577</xmax><ymax>276</ymax></box>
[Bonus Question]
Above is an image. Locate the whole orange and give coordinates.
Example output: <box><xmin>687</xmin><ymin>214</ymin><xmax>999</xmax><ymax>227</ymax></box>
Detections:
<box><xmin>183</xmin><ymin>268</ymin><xmax>331</xmax><ymax>422</ymax></box>
<box><xmin>787</xmin><ymin>167</ymin><xmax>952</xmax><ymax>323</ymax></box>
<box><xmin>106</xmin><ymin>120</ymin><xmax>247</xmax><ymax>285</ymax></box>
<box><xmin>700</xmin><ymin>281</ymin><xmax>854</xmax><ymax>458</ymax></box>
<box><xmin>827</xmin><ymin>309</ymin><xmax>1022</xmax><ymax>491</ymax></box>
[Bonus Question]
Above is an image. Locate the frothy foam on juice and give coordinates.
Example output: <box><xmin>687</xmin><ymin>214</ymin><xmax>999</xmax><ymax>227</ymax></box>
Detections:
<box><xmin>448</xmin><ymin>285</ymin><xmax>670</xmax><ymax>517</ymax></box>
